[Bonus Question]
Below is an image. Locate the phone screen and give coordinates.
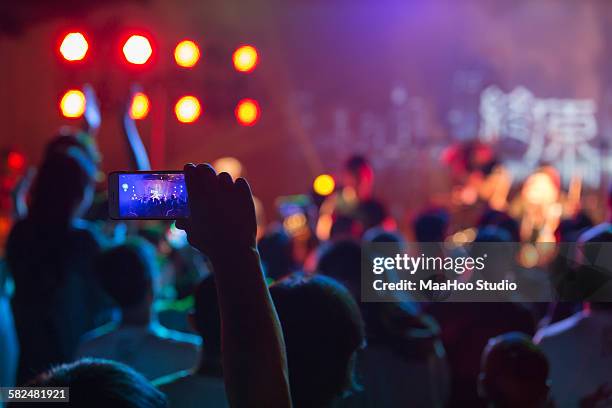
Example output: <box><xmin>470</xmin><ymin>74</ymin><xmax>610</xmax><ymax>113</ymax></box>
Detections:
<box><xmin>116</xmin><ymin>172</ymin><xmax>189</xmax><ymax>219</ymax></box>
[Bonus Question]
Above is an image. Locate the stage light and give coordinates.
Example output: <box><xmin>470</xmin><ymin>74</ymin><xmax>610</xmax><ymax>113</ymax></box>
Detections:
<box><xmin>60</xmin><ymin>89</ymin><xmax>86</xmax><ymax>118</ymax></box>
<box><xmin>123</xmin><ymin>35</ymin><xmax>152</xmax><ymax>65</ymax></box>
<box><xmin>235</xmin><ymin>99</ymin><xmax>260</xmax><ymax>126</ymax></box>
<box><xmin>175</xmin><ymin>96</ymin><xmax>201</xmax><ymax>123</ymax></box>
<box><xmin>313</xmin><ymin>174</ymin><xmax>335</xmax><ymax>196</ymax></box>
<box><xmin>213</xmin><ymin>157</ymin><xmax>243</xmax><ymax>180</ymax></box>
<box><xmin>7</xmin><ymin>151</ymin><xmax>25</xmax><ymax>171</ymax></box>
<box><xmin>233</xmin><ymin>45</ymin><xmax>258</xmax><ymax>72</ymax></box>
<box><xmin>130</xmin><ymin>92</ymin><xmax>150</xmax><ymax>120</ymax></box>
<box><xmin>174</xmin><ymin>40</ymin><xmax>200</xmax><ymax>68</ymax></box>
<box><xmin>59</xmin><ymin>32</ymin><xmax>89</xmax><ymax>61</ymax></box>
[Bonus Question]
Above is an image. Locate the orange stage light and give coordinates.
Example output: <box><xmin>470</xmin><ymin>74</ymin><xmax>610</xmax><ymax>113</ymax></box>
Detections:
<box><xmin>235</xmin><ymin>99</ymin><xmax>260</xmax><ymax>126</ymax></box>
<box><xmin>232</xmin><ymin>45</ymin><xmax>258</xmax><ymax>72</ymax></box>
<box><xmin>60</xmin><ymin>89</ymin><xmax>86</xmax><ymax>118</ymax></box>
<box><xmin>174</xmin><ymin>40</ymin><xmax>200</xmax><ymax>68</ymax></box>
<box><xmin>130</xmin><ymin>92</ymin><xmax>150</xmax><ymax>120</ymax></box>
<box><xmin>59</xmin><ymin>32</ymin><xmax>89</xmax><ymax>61</ymax></box>
<box><xmin>175</xmin><ymin>96</ymin><xmax>201</xmax><ymax>123</ymax></box>
<box><xmin>123</xmin><ymin>35</ymin><xmax>153</xmax><ymax>65</ymax></box>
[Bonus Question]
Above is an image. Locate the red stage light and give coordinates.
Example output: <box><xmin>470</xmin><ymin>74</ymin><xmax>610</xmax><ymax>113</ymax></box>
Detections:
<box><xmin>175</xmin><ymin>40</ymin><xmax>200</xmax><ymax>68</ymax></box>
<box><xmin>233</xmin><ymin>45</ymin><xmax>258</xmax><ymax>72</ymax></box>
<box><xmin>7</xmin><ymin>152</ymin><xmax>25</xmax><ymax>171</ymax></box>
<box><xmin>175</xmin><ymin>96</ymin><xmax>201</xmax><ymax>123</ymax></box>
<box><xmin>235</xmin><ymin>99</ymin><xmax>260</xmax><ymax>126</ymax></box>
<box><xmin>60</xmin><ymin>89</ymin><xmax>86</xmax><ymax>118</ymax></box>
<box><xmin>130</xmin><ymin>92</ymin><xmax>150</xmax><ymax>120</ymax></box>
<box><xmin>59</xmin><ymin>32</ymin><xmax>89</xmax><ymax>61</ymax></box>
<box><xmin>123</xmin><ymin>35</ymin><xmax>153</xmax><ymax>65</ymax></box>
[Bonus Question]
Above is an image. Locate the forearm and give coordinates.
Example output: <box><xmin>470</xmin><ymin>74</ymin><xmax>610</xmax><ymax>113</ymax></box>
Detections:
<box><xmin>211</xmin><ymin>248</ymin><xmax>291</xmax><ymax>408</ymax></box>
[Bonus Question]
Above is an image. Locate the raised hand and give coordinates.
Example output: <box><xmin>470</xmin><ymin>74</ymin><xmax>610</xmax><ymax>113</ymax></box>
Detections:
<box><xmin>83</xmin><ymin>84</ymin><xmax>101</xmax><ymax>136</ymax></box>
<box><xmin>176</xmin><ymin>162</ymin><xmax>291</xmax><ymax>408</ymax></box>
<box><xmin>176</xmin><ymin>163</ymin><xmax>256</xmax><ymax>260</ymax></box>
<box><xmin>122</xmin><ymin>84</ymin><xmax>151</xmax><ymax>170</ymax></box>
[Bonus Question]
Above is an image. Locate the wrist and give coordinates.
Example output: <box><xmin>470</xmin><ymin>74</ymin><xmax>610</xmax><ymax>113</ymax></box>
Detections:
<box><xmin>207</xmin><ymin>245</ymin><xmax>259</xmax><ymax>267</ymax></box>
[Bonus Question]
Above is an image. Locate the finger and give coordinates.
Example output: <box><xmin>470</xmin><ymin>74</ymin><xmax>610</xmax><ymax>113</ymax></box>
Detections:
<box><xmin>196</xmin><ymin>163</ymin><xmax>218</xmax><ymax>199</ymax></box>
<box><xmin>235</xmin><ymin>177</ymin><xmax>257</xmax><ymax>230</ymax></box>
<box><xmin>184</xmin><ymin>164</ymin><xmax>205</xmax><ymax>220</ymax></box>
<box><xmin>218</xmin><ymin>172</ymin><xmax>233</xmax><ymax>192</ymax></box>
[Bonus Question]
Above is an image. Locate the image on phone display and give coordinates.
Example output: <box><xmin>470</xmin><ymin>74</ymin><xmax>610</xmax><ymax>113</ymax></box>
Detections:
<box><xmin>118</xmin><ymin>173</ymin><xmax>189</xmax><ymax>218</ymax></box>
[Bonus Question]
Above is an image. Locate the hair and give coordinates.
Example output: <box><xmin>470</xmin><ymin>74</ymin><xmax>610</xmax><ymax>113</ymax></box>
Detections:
<box><xmin>555</xmin><ymin>211</ymin><xmax>593</xmax><ymax>243</ymax></box>
<box><xmin>44</xmin><ymin>131</ymin><xmax>100</xmax><ymax>164</ymax></box>
<box><xmin>28</xmin><ymin>148</ymin><xmax>96</xmax><ymax>226</ymax></box>
<box><xmin>478</xmin><ymin>209</ymin><xmax>520</xmax><ymax>242</ymax></box>
<box><xmin>95</xmin><ymin>238</ymin><xmax>158</xmax><ymax>309</ymax></box>
<box><xmin>413</xmin><ymin>208</ymin><xmax>449</xmax><ymax>242</ymax></box>
<box><xmin>258</xmin><ymin>228</ymin><xmax>294</xmax><ymax>280</ymax></box>
<box><xmin>317</xmin><ymin>240</ymin><xmax>362</xmax><ymax>298</ymax></box>
<box><xmin>344</xmin><ymin>155</ymin><xmax>370</xmax><ymax>174</ymax></box>
<box><xmin>192</xmin><ymin>275</ymin><xmax>222</xmax><ymax>355</ymax></box>
<box><xmin>362</xmin><ymin>227</ymin><xmax>404</xmax><ymax>244</ymax></box>
<box><xmin>356</xmin><ymin>199</ymin><xmax>388</xmax><ymax>231</ymax></box>
<box><xmin>480</xmin><ymin>332</ymin><xmax>549</xmax><ymax>408</ymax></box>
<box><xmin>475</xmin><ymin>225</ymin><xmax>512</xmax><ymax>243</ymax></box>
<box><xmin>9</xmin><ymin>358</ymin><xmax>167</xmax><ymax>408</ymax></box>
<box><xmin>270</xmin><ymin>275</ymin><xmax>365</xmax><ymax>408</ymax></box>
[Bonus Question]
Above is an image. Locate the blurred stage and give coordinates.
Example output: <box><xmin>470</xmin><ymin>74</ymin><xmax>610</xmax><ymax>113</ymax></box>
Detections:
<box><xmin>2</xmin><ymin>0</ymin><xmax>612</xmax><ymax>227</ymax></box>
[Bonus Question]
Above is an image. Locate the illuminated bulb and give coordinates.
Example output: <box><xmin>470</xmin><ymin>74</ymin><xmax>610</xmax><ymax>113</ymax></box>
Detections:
<box><xmin>130</xmin><ymin>92</ymin><xmax>150</xmax><ymax>120</ymax></box>
<box><xmin>175</xmin><ymin>96</ymin><xmax>202</xmax><ymax>123</ymax></box>
<box><xmin>313</xmin><ymin>174</ymin><xmax>335</xmax><ymax>196</ymax></box>
<box><xmin>60</xmin><ymin>89</ymin><xmax>86</xmax><ymax>118</ymax></box>
<box><xmin>123</xmin><ymin>35</ymin><xmax>153</xmax><ymax>65</ymax></box>
<box><xmin>235</xmin><ymin>99</ymin><xmax>260</xmax><ymax>126</ymax></box>
<box><xmin>59</xmin><ymin>32</ymin><xmax>89</xmax><ymax>61</ymax></box>
<box><xmin>174</xmin><ymin>40</ymin><xmax>200</xmax><ymax>68</ymax></box>
<box><xmin>233</xmin><ymin>45</ymin><xmax>258</xmax><ymax>72</ymax></box>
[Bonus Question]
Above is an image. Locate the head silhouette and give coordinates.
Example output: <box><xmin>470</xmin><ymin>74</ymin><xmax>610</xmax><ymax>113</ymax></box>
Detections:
<box><xmin>479</xmin><ymin>332</ymin><xmax>549</xmax><ymax>408</ymax></box>
<box><xmin>270</xmin><ymin>275</ymin><xmax>365</xmax><ymax>408</ymax></box>
<box><xmin>28</xmin><ymin>147</ymin><xmax>96</xmax><ymax>226</ymax></box>
<box><xmin>190</xmin><ymin>275</ymin><xmax>222</xmax><ymax>359</ymax></box>
<box><xmin>11</xmin><ymin>358</ymin><xmax>166</xmax><ymax>408</ymax></box>
<box><xmin>343</xmin><ymin>155</ymin><xmax>374</xmax><ymax>200</ymax></box>
<box><xmin>95</xmin><ymin>238</ymin><xmax>158</xmax><ymax>314</ymax></box>
<box><xmin>413</xmin><ymin>208</ymin><xmax>449</xmax><ymax>242</ymax></box>
<box><xmin>317</xmin><ymin>240</ymin><xmax>362</xmax><ymax>299</ymax></box>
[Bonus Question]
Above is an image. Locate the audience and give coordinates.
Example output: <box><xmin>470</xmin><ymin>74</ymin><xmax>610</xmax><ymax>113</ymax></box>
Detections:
<box><xmin>479</xmin><ymin>332</ymin><xmax>550</xmax><ymax>408</ymax></box>
<box><xmin>270</xmin><ymin>274</ymin><xmax>365</xmax><ymax>408</ymax></box>
<box><xmin>0</xmin><ymin>260</ymin><xmax>18</xmax><ymax>387</ymax></box>
<box><xmin>425</xmin><ymin>226</ymin><xmax>537</xmax><ymax>407</ymax></box>
<box><xmin>318</xmin><ymin>239</ymin><xmax>451</xmax><ymax>407</ymax></box>
<box><xmin>8</xmin><ymin>358</ymin><xmax>166</xmax><ymax>408</ymax></box>
<box><xmin>3</xmin><ymin>133</ymin><xmax>612</xmax><ymax>408</ymax></box>
<box><xmin>154</xmin><ymin>275</ymin><xmax>228</xmax><ymax>407</ymax></box>
<box><xmin>75</xmin><ymin>238</ymin><xmax>200</xmax><ymax>380</ymax></box>
<box><xmin>6</xmin><ymin>146</ymin><xmax>108</xmax><ymax>384</ymax></box>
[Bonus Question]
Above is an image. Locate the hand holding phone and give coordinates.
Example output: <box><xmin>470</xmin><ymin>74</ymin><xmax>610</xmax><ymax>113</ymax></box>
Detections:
<box><xmin>108</xmin><ymin>171</ymin><xmax>189</xmax><ymax>219</ymax></box>
<box><xmin>175</xmin><ymin>163</ymin><xmax>257</xmax><ymax>259</ymax></box>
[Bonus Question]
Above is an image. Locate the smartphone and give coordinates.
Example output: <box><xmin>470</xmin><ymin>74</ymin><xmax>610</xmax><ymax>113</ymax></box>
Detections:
<box><xmin>108</xmin><ymin>171</ymin><xmax>189</xmax><ymax>220</ymax></box>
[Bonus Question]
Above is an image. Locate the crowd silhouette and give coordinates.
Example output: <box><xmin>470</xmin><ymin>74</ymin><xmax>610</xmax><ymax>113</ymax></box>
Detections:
<box><xmin>0</xmin><ymin>93</ymin><xmax>611</xmax><ymax>408</ymax></box>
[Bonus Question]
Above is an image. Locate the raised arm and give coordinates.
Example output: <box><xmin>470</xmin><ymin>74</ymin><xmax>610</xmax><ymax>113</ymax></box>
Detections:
<box><xmin>176</xmin><ymin>163</ymin><xmax>291</xmax><ymax>408</ymax></box>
